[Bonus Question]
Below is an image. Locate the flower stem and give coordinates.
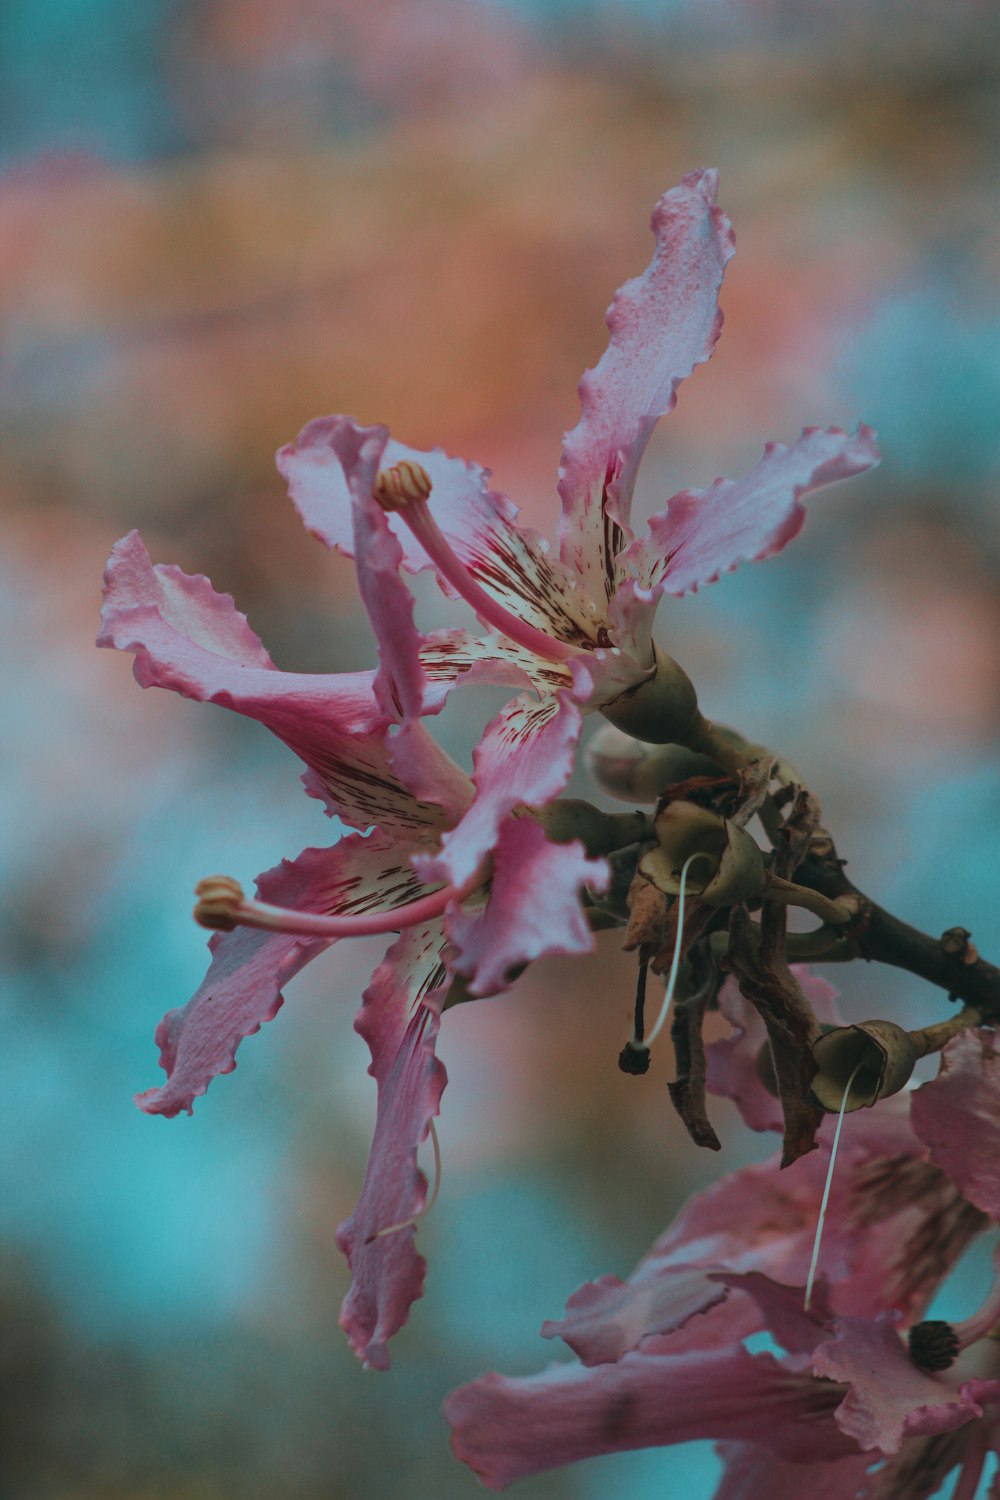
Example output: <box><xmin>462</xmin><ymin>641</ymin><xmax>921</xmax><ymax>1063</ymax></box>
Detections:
<box><xmin>766</xmin><ymin>875</ymin><xmax>856</xmax><ymax>928</ymax></box>
<box><xmin>910</xmin><ymin>1006</ymin><xmax>982</xmax><ymax>1058</ymax></box>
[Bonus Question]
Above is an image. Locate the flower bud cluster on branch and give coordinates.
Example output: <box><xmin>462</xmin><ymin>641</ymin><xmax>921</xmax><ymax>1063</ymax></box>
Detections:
<box><xmin>100</xmin><ymin>171</ymin><xmax>998</xmax><ymax>1493</ymax></box>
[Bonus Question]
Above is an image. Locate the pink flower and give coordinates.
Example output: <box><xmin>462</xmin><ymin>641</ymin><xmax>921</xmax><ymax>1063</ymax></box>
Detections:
<box><xmin>444</xmin><ymin>975</ymin><xmax>998</xmax><ymax>1493</ymax></box>
<box><xmin>98</xmin><ymin>418</ymin><xmax>610</xmax><ymax>1368</ymax></box>
<box><xmin>279</xmin><ymin>169</ymin><xmax>879</xmax><ymax>745</ymax></box>
<box><xmin>910</xmin><ymin>1028</ymin><xmax>1000</xmax><ymax>1220</ymax></box>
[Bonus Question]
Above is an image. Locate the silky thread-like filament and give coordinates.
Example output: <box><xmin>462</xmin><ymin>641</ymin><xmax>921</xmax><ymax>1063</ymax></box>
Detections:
<box><xmin>804</xmin><ymin>1060</ymin><xmax>863</xmax><ymax>1311</ymax></box>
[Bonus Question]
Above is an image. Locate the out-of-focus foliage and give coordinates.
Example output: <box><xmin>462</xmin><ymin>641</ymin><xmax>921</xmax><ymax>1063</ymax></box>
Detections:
<box><xmin>2</xmin><ymin>2</ymin><xmax>998</xmax><ymax>1496</ymax></box>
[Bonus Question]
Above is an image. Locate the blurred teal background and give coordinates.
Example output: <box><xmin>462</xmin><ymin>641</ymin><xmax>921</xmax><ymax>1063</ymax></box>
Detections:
<box><xmin>2</xmin><ymin>2</ymin><xmax>999</xmax><ymax>1496</ymax></box>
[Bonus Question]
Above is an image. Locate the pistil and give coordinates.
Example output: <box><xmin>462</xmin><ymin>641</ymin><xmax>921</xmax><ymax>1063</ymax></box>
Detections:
<box><xmin>374</xmin><ymin>461</ymin><xmax>576</xmax><ymax>666</ymax></box>
<box><xmin>194</xmin><ymin>872</ymin><xmax>465</xmax><ymax>938</ymax></box>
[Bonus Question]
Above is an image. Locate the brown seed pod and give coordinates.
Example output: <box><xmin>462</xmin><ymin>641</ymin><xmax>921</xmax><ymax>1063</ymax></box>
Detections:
<box><xmin>638</xmin><ymin>801</ymin><xmax>766</xmax><ymax>907</ymax></box>
<box><xmin>810</xmin><ymin>1019</ymin><xmax>921</xmax><ymax>1111</ymax></box>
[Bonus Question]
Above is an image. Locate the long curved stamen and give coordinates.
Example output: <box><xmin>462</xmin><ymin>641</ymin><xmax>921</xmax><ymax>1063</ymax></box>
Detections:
<box><xmin>804</xmin><ymin>1060</ymin><xmax>863</xmax><ymax>1311</ymax></box>
<box><xmin>374</xmin><ymin>461</ymin><xmax>576</xmax><ymax>667</ymax></box>
<box><xmin>367</xmin><ymin>1119</ymin><xmax>442</xmax><ymax>1243</ymax></box>
<box><xmin>194</xmin><ymin>873</ymin><xmax>468</xmax><ymax>937</ymax></box>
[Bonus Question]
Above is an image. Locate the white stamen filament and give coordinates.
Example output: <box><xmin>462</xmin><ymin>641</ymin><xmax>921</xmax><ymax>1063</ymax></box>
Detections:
<box><xmin>632</xmin><ymin>852</ymin><xmax>705</xmax><ymax>1054</ymax></box>
<box><xmin>804</xmin><ymin>1060</ymin><xmax>863</xmax><ymax>1311</ymax></box>
<box><xmin>368</xmin><ymin>1119</ymin><xmax>442</xmax><ymax>1243</ymax></box>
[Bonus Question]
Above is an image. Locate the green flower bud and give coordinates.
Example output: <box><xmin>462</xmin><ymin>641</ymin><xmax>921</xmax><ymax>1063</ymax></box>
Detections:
<box><xmin>600</xmin><ymin>647</ymin><xmax>700</xmax><ymax>745</ymax></box>
<box><xmin>584</xmin><ymin>724</ymin><xmax>723</xmax><ymax>803</ymax></box>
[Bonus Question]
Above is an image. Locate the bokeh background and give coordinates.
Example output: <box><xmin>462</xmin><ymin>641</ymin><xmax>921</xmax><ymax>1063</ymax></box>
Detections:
<box><xmin>2</xmin><ymin>1</ymin><xmax>999</xmax><ymax>1496</ymax></box>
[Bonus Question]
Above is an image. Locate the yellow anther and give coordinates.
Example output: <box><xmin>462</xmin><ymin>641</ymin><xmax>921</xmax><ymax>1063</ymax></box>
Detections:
<box><xmin>373</xmin><ymin>459</ymin><xmax>432</xmax><ymax>512</ymax></box>
<box><xmin>193</xmin><ymin>875</ymin><xmax>245</xmax><ymax>931</ymax></box>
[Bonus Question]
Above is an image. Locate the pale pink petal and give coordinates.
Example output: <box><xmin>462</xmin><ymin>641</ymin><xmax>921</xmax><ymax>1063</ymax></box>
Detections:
<box><xmin>910</xmin><ymin>1030</ymin><xmax>1000</xmax><ymax>1218</ymax></box>
<box><xmin>336</xmin><ymin>924</ymin><xmax>449</xmax><ymax>1370</ymax></box>
<box><xmin>99</xmin><ymin>528</ymin><xmax>276</xmax><ymax>671</ymax></box>
<box><xmin>100</xmin><ymin>532</ymin><xmax>464</xmax><ymax>837</ymax></box>
<box><xmin>421</xmin><ymin>619</ymin><xmax>645</xmax><ymax>714</ymax></box>
<box><xmin>534</xmin><ymin>1151</ymin><xmax>838</xmax><ymax>1367</ymax></box>
<box><xmin>544</xmin><ymin>1098</ymin><xmax>968</xmax><ymax>1366</ymax></box>
<box><xmin>415</xmin><ymin>685</ymin><xmax>585</xmax><ymax>889</ymax></box>
<box><xmin>625</xmin><ymin>424</ymin><xmax>880</xmax><ymax>600</ymax></box>
<box><xmin>813</xmin><ymin>1316</ymin><xmax>1000</xmax><ymax>1454</ymax></box>
<box><xmin>135</xmin><ymin>833</ymin><xmax>427</xmax><ymax>1118</ymax></box>
<box><xmin>280</xmin><ymin>420</ymin><xmax>598</xmax><ymax>645</ymax></box>
<box><xmin>540</xmin><ymin>1266</ymin><xmax>728</xmax><ymax>1366</ymax></box>
<box><xmin>386</xmin><ymin>719</ymin><xmax>473</xmax><ymax>825</ymax></box>
<box><xmin>854</xmin><ymin>1428</ymin><xmax>976</xmax><ymax>1500</ymax></box>
<box><xmin>421</xmin><ymin>625</ymin><xmax>647</xmax><ymax>713</ymax></box>
<box><xmin>446</xmin><ymin>816</ymin><xmax>608</xmax><ymax>996</ymax></box>
<box><xmin>705</xmin><ymin>969</ymin><xmax>844</xmax><ymax>1134</ymax></box>
<box><xmin>708</xmin><ymin>1271</ymin><xmax>831</xmax><ymax>1356</ymax></box>
<box><xmin>326</xmin><ymin>415</ymin><xmax>427</xmax><ymax>722</ymax></box>
<box><xmin>420</xmin><ymin>627</ymin><xmax>571</xmax><ymax>698</ymax></box>
<box><xmin>445</xmin><ymin>1345</ymin><xmax>855</xmax><ymax>1490</ymax></box>
<box><xmin>713</xmin><ymin>1443</ymin><xmax>874</xmax><ymax>1500</ymax></box>
<box><xmin>638</xmin><ymin>1288</ymin><xmax>762</xmax><ymax>1358</ymax></box>
<box><xmin>557</xmin><ymin>169</ymin><xmax>734</xmax><ymax>605</ymax></box>
<box><xmin>839</xmin><ymin>1134</ymin><xmax>990</xmax><ymax>1322</ymax></box>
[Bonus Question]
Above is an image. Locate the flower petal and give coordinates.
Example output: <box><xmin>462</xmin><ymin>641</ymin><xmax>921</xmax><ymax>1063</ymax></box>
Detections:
<box><xmin>415</xmin><ymin>684</ymin><xmax>585</xmax><ymax>890</ymax></box>
<box><xmin>135</xmin><ymin>833</ymin><xmax>427</xmax><ymax>1118</ymax></box>
<box><xmin>910</xmin><ymin>1030</ymin><xmax>1000</xmax><ymax>1218</ymax></box>
<box><xmin>336</xmin><ymin>924</ymin><xmax>449</xmax><ymax>1371</ymax></box>
<box><xmin>708</xmin><ymin>1271</ymin><xmax>831</xmax><ymax>1356</ymax></box>
<box><xmin>533</xmin><ymin>1150</ymin><xmax>837</xmax><ymax>1368</ymax></box>
<box><xmin>446</xmin><ymin>816</ymin><xmax>608</xmax><ymax>997</ymax></box>
<box><xmin>557</xmin><ymin>169</ymin><xmax>734</xmax><ymax>606</ymax></box>
<box><xmin>540</xmin><ymin>1266</ymin><xmax>729</xmax><ymax>1366</ymax></box>
<box><xmin>625</xmin><ymin>424</ymin><xmax>881</xmax><ymax>602</ymax></box>
<box><xmin>812</xmin><ymin>1316</ymin><xmax>999</xmax><ymax>1454</ymax></box>
<box><xmin>713</xmin><ymin>1444</ymin><xmax>874</xmax><ymax>1500</ymax></box>
<box><xmin>445</xmin><ymin>1345</ymin><xmax>854</xmax><ymax>1490</ymax></box>
<box><xmin>852</xmin><ymin>1429</ymin><xmax>973</xmax><ymax>1500</ymax></box>
<box><xmin>334</xmin><ymin>415</ymin><xmax>428</xmax><ymax>722</ymax></box>
<box><xmin>420</xmin><ymin>627</ymin><xmax>573</xmax><ymax>698</ymax></box>
<box><xmin>705</xmin><ymin>968</ymin><xmax>844</xmax><ymax>1134</ymax></box>
<box><xmin>280</xmin><ymin>420</ymin><xmax>597</xmax><ymax>646</ymax></box>
<box><xmin>540</xmin><ymin>1093</ymin><xmax>976</xmax><ymax>1369</ymax></box>
<box><xmin>99</xmin><ymin>531</ymin><xmax>462</xmax><ymax>837</ymax></box>
<box><xmin>840</xmin><ymin>1145</ymin><xmax>989</xmax><ymax>1322</ymax></box>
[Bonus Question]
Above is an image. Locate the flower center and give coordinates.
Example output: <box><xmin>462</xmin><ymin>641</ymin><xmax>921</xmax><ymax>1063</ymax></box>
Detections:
<box><xmin>373</xmin><ymin>461</ymin><xmax>577</xmax><ymax>667</ymax></box>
